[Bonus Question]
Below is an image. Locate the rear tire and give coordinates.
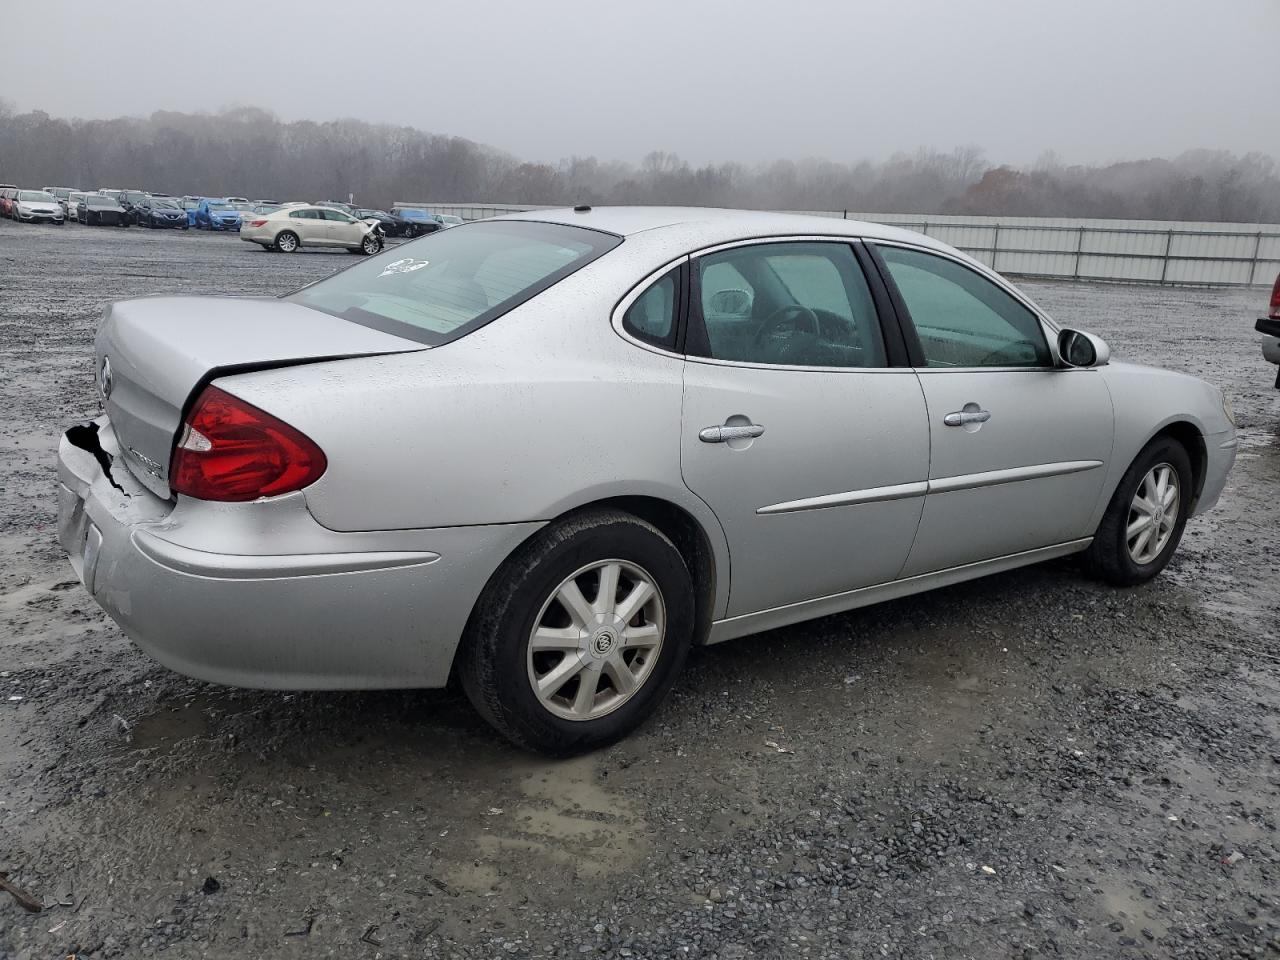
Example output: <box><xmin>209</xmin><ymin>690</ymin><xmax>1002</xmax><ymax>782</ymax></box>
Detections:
<box><xmin>1086</xmin><ymin>436</ymin><xmax>1193</xmax><ymax>586</ymax></box>
<box><xmin>458</xmin><ymin>509</ymin><xmax>694</xmax><ymax>755</ymax></box>
<box><xmin>274</xmin><ymin>231</ymin><xmax>299</xmax><ymax>253</ymax></box>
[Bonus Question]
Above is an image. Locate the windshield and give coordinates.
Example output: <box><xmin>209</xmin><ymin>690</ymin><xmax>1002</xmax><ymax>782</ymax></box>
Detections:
<box><xmin>289</xmin><ymin>220</ymin><xmax>621</xmax><ymax>346</ymax></box>
<box><xmin>207</xmin><ymin>202</ymin><xmax>232</xmax><ymax>211</ymax></box>
<box><xmin>231</xmin><ymin>202</ymin><xmax>255</xmax><ymax>212</ymax></box>
<box><xmin>398</xmin><ymin>209</ymin><xmax>427</xmax><ymax>219</ymax></box>
<box><xmin>91</xmin><ymin>195</ymin><xmax>122</xmax><ymax>208</ymax></box>
<box><xmin>19</xmin><ymin>191</ymin><xmax>56</xmax><ymax>202</ymax></box>
<box><xmin>153</xmin><ymin>199</ymin><xmax>180</xmax><ymax>209</ymax></box>
<box><xmin>123</xmin><ymin>192</ymin><xmax>148</xmax><ymax>202</ymax></box>
<box><xmin>182</xmin><ymin>199</ymin><xmax>199</xmax><ymax>209</ymax></box>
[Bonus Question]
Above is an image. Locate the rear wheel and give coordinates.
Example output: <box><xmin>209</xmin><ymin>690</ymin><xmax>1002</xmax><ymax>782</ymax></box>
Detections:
<box><xmin>274</xmin><ymin>231</ymin><xmax>299</xmax><ymax>253</ymax></box>
<box><xmin>1086</xmin><ymin>436</ymin><xmax>1193</xmax><ymax>586</ymax></box>
<box><xmin>458</xmin><ymin>509</ymin><xmax>694</xmax><ymax>755</ymax></box>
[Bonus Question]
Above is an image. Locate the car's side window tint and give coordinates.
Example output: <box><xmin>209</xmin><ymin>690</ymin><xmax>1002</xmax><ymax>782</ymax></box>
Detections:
<box><xmin>875</xmin><ymin>245</ymin><xmax>1051</xmax><ymax>368</ymax></box>
<box><xmin>693</xmin><ymin>242</ymin><xmax>886</xmax><ymax>368</ymax></box>
<box><xmin>622</xmin><ymin>269</ymin><xmax>679</xmax><ymax>349</ymax></box>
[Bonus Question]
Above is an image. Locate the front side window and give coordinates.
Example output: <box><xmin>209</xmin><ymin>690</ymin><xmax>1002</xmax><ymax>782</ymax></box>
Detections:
<box><xmin>875</xmin><ymin>245</ymin><xmax>1050</xmax><ymax>368</ymax></box>
<box><xmin>693</xmin><ymin>242</ymin><xmax>886</xmax><ymax>368</ymax></box>
<box><xmin>290</xmin><ymin>220</ymin><xmax>621</xmax><ymax>346</ymax></box>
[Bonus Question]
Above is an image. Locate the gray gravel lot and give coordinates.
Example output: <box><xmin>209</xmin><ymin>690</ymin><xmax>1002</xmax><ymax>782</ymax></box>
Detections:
<box><xmin>1</xmin><ymin>223</ymin><xmax>1278</xmax><ymax>960</ymax></box>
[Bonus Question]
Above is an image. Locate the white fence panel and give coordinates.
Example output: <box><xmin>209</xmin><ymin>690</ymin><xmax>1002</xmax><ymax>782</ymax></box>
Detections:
<box><xmin>397</xmin><ymin>200</ymin><xmax>1280</xmax><ymax>287</ymax></box>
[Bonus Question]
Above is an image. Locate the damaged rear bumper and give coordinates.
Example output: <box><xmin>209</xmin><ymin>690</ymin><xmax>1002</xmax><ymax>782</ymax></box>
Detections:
<box><xmin>57</xmin><ymin>417</ymin><xmax>542</xmax><ymax>690</ymax></box>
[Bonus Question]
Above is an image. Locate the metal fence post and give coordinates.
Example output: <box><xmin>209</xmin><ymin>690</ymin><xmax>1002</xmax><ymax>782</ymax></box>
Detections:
<box><xmin>1073</xmin><ymin>225</ymin><xmax>1085</xmax><ymax>279</ymax></box>
<box><xmin>1251</xmin><ymin>231</ymin><xmax>1263</xmax><ymax>285</ymax></box>
<box><xmin>1159</xmin><ymin>230</ymin><xmax>1174</xmax><ymax>284</ymax></box>
<box><xmin>991</xmin><ymin>224</ymin><xmax>1000</xmax><ymax>269</ymax></box>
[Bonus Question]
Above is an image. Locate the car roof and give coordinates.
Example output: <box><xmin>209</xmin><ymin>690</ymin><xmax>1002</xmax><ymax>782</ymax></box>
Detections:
<box><xmin>493</xmin><ymin>205</ymin><xmax>952</xmax><ymax>251</ymax></box>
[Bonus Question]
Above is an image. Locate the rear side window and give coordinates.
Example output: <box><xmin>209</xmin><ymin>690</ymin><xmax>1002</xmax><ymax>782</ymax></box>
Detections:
<box><xmin>290</xmin><ymin>220</ymin><xmax>621</xmax><ymax>346</ymax></box>
<box><xmin>622</xmin><ymin>268</ymin><xmax>680</xmax><ymax>349</ymax></box>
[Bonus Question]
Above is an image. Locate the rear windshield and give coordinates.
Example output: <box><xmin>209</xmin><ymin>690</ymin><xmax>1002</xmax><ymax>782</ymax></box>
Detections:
<box><xmin>289</xmin><ymin>220</ymin><xmax>621</xmax><ymax>346</ymax></box>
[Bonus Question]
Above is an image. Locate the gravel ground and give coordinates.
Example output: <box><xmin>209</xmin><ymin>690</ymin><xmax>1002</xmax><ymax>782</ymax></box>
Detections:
<box><xmin>1</xmin><ymin>223</ymin><xmax>1278</xmax><ymax>960</ymax></box>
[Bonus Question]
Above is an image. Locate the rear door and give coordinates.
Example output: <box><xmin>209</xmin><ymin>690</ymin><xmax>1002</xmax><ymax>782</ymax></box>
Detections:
<box><xmin>869</xmin><ymin>242</ymin><xmax>1113</xmax><ymax>576</ymax></box>
<box><xmin>678</xmin><ymin>238</ymin><xmax>929</xmax><ymax>618</ymax></box>
<box><xmin>287</xmin><ymin>208</ymin><xmax>326</xmax><ymax>244</ymax></box>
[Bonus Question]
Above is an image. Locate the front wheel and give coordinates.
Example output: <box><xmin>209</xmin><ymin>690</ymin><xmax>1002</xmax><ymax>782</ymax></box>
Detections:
<box><xmin>359</xmin><ymin>233</ymin><xmax>382</xmax><ymax>255</ymax></box>
<box><xmin>1086</xmin><ymin>436</ymin><xmax>1193</xmax><ymax>586</ymax></box>
<box><xmin>458</xmin><ymin>509</ymin><xmax>694</xmax><ymax>755</ymax></box>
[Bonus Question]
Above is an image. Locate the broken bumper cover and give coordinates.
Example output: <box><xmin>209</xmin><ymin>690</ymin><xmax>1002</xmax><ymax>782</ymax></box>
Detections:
<box><xmin>57</xmin><ymin>417</ymin><xmax>542</xmax><ymax>690</ymax></box>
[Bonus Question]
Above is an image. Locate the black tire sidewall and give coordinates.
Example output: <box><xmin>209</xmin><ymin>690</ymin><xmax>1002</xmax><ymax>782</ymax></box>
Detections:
<box><xmin>463</xmin><ymin>514</ymin><xmax>694</xmax><ymax>754</ymax></box>
<box><xmin>1094</xmin><ymin>437</ymin><xmax>1193</xmax><ymax>584</ymax></box>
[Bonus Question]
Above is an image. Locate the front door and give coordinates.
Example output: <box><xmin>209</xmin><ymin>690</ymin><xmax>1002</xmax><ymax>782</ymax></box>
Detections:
<box><xmin>870</xmin><ymin>243</ymin><xmax>1114</xmax><ymax>576</ymax></box>
<box><xmin>679</xmin><ymin>239</ymin><xmax>930</xmax><ymax>618</ymax></box>
<box><xmin>321</xmin><ymin>209</ymin><xmax>362</xmax><ymax>246</ymax></box>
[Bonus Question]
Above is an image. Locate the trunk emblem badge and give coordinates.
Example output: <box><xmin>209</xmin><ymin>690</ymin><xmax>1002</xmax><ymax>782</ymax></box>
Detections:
<box><xmin>99</xmin><ymin>357</ymin><xmax>113</xmax><ymax>400</ymax></box>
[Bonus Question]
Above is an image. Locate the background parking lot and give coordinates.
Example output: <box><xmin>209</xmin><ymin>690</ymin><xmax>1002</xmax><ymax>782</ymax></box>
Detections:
<box><xmin>1</xmin><ymin>223</ymin><xmax>1278</xmax><ymax>959</ymax></box>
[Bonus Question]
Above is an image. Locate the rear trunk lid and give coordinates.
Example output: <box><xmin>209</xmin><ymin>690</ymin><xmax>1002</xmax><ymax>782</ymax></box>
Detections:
<box><xmin>96</xmin><ymin>295</ymin><xmax>423</xmax><ymax>497</ymax></box>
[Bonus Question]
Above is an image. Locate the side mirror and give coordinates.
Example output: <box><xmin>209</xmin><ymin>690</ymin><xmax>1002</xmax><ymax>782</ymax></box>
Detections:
<box><xmin>1057</xmin><ymin>328</ymin><xmax>1109</xmax><ymax>368</ymax></box>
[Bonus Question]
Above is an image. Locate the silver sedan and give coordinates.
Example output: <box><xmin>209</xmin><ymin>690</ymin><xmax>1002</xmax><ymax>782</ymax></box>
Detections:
<box><xmin>57</xmin><ymin>207</ymin><xmax>1237</xmax><ymax>753</ymax></box>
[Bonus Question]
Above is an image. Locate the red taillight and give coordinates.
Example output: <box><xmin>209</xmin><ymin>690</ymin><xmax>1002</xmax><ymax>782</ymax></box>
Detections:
<box><xmin>1270</xmin><ymin>274</ymin><xmax>1280</xmax><ymax>320</ymax></box>
<box><xmin>248</xmin><ymin>218</ymin><xmax>267</xmax><ymax>227</ymax></box>
<box><xmin>170</xmin><ymin>386</ymin><xmax>327</xmax><ymax>501</ymax></box>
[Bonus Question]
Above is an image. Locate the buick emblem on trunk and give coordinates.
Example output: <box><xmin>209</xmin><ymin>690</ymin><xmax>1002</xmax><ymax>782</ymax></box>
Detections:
<box><xmin>99</xmin><ymin>356</ymin><xmax>113</xmax><ymax>400</ymax></box>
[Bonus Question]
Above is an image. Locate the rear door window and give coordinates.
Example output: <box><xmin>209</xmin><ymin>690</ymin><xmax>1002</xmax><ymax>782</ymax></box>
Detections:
<box><xmin>692</xmin><ymin>242</ymin><xmax>887</xmax><ymax>368</ymax></box>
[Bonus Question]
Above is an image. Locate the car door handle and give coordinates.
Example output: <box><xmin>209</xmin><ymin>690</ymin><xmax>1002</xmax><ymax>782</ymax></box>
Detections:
<box><xmin>943</xmin><ymin>409</ymin><xmax>992</xmax><ymax>427</ymax></box>
<box><xmin>699</xmin><ymin>423</ymin><xmax>765</xmax><ymax>443</ymax></box>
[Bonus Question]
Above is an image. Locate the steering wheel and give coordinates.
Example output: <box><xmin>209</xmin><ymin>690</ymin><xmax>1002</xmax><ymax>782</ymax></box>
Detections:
<box><xmin>752</xmin><ymin>304</ymin><xmax>820</xmax><ymax>348</ymax></box>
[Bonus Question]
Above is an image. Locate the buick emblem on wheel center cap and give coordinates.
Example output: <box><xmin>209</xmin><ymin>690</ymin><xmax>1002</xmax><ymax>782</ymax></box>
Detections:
<box><xmin>592</xmin><ymin>630</ymin><xmax>616</xmax><ymax>655</ymax></box>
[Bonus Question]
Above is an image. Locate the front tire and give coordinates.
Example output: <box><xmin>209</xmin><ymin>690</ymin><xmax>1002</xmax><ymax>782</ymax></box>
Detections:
<box><xmin>1086</xmin><ymin>436</ymin><xmax>1193</xmax><ymax>586</ymax></box>
<box><xmin>274</xmin><ymin>231</ymin><xmax>299</xmax><ymax>253</ymax></box>
<box><xmin>458</xmin><ymin>509</ymin><xmax>694</xmax><ymax>755</ymax></box>
<box><xmin>359</xmin><ymin>233</ymin><xmax>382</xmax><ymax>255</ymax></box>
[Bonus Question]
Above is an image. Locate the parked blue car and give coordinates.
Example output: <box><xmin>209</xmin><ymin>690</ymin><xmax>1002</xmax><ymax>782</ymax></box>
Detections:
<box><xmin>180</xmin><ymin>196</ymin><xmax>202</xmax><ymax>227</ymax></box>
<box><xmin>196</xmin><ymin>198</ymin><xmax>242</xmax><ymax>231</ymax></box>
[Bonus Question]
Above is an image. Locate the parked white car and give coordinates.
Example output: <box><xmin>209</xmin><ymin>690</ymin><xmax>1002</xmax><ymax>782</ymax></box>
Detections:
<box><xmin>239</xmin><ymin>205</ymin><xmax>384</xmax><ymax>254</ymax></box>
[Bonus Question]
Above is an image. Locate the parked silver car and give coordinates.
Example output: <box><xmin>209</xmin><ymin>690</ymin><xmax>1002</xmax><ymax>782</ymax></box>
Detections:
<box><xmin>12</xmin><ymin>190</ymin><xmax>66</xmax><ymax>223</ymax></box>
<box><xmin>239</xmin><ymin>204</ymin><xmax>383</xmax><ymax>254</ymax></box>
<box><xmin>57</xmin><ymin>207</ymin><xmax>1236</xmax><ymax>753</ymax></box>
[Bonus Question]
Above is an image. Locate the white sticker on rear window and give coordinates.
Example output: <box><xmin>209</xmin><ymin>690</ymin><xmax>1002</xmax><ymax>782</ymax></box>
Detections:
<box><xmin>379</xmin><ymin>258</ymin><xmax>430</xmax><ymax>278</ymax></box>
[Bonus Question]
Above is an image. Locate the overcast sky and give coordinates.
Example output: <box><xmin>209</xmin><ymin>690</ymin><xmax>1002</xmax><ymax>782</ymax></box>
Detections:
<box><xmin>4</xmin><ymin>0</ymin><xmax>1277</xmax><ymax>168</ymax></box>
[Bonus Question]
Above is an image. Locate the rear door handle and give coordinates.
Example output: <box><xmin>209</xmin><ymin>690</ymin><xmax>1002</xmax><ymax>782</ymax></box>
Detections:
<box><xmin>699</xmin><ymin>423</ymin><xmax>765</xmax><ymax>443</ymax></box>
<box><xmin>943</xmin><ymin>409</ymin><xmax>991</xmax><ymax>427</ymax></box>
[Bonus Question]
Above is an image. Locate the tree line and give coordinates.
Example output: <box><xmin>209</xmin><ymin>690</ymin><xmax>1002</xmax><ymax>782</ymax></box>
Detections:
<box><xmin>1</xmin><ymin>103</ymin><xmax>1277</xmax><ymax>223</ymax></box>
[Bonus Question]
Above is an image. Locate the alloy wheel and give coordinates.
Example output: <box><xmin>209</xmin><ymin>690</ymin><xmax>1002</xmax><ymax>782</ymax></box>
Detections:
<box><xmin>526</xmin><ymin>559</ymin><xmax>665</xmax><ymax>722</ymax></box>
<box><xmin>1127</xmin><ymin>462</ymin><xmax>1179</xmax><ymax>564</ymax></box>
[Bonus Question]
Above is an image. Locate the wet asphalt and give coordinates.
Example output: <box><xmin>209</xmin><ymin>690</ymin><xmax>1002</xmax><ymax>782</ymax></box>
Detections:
<box><xmin>1</xmin><ymin>223</ymin><xmax>1278</xmax><ymax>959</ymax></box>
